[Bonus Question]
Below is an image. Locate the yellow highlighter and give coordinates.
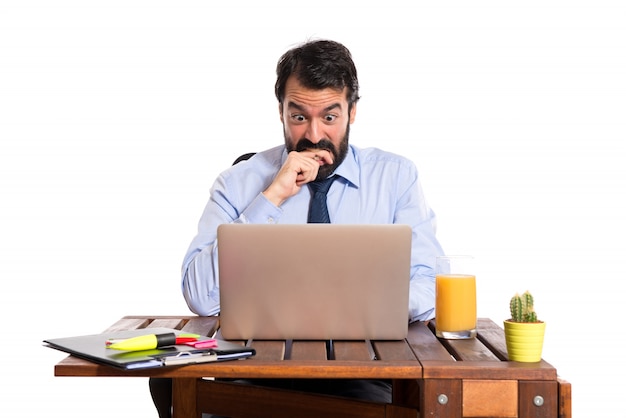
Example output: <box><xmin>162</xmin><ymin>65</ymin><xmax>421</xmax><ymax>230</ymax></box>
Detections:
<box><xmin>106</xmin><ymin>333</ymin><xmax>191</xmax><ymax>351</ymax></box>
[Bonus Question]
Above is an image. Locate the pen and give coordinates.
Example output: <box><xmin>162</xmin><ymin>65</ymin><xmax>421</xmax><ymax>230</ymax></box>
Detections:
<box><xmin>106</xmin><ymin>333</ymin><xmax>200</xmax><ymax>351</ymax></box>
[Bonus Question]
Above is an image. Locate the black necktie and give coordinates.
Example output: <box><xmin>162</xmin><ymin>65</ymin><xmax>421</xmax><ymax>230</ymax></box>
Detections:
<box><xmin>307</xmin><ymin>176</ymin><xmax>336</xmax><ymax>223</ymax></box>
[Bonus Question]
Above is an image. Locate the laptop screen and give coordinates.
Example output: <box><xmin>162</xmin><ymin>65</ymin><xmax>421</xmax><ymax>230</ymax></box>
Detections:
<box><xmin>217</xmin><ymin>224</ymin><xmax>411</xmax><ymax>340</ymax></box>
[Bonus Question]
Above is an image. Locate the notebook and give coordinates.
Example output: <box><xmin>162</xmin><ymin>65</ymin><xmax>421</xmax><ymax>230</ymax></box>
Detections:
<box><xmin>44</xmin><ymin>327</ymin><xmax>256</xmax><ymax>370</ymax></box>
<box><xmin>217</xmin><ymin>224</ymin><xmax>412</xmax><ymax>340</ymax></box>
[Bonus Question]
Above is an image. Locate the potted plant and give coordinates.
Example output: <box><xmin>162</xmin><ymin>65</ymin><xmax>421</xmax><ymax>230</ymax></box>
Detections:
<box><xmin>503</xmin><ymin>291</ymin><xmax>546</xmax><ymax>362</ymax></box>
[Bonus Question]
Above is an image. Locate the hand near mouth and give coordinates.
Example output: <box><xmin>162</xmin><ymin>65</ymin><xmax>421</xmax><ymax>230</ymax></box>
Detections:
<box><xmin>302</xmin><ymin>149</ymin><xmax>333</xmax><ymax>166</ymax></box>
<box><xmin>262</xmin><ymin>150</ymin><xmax>334</xmax><ymax>207</ymax></box>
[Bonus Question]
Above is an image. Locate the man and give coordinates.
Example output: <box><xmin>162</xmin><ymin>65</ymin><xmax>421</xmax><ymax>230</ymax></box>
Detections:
<box><xmin>151</xmin><ymin>39</ymin><xmax>444</xmax><ymax>417</ymax></box>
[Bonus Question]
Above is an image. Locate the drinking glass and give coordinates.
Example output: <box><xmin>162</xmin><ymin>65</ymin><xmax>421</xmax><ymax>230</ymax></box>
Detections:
<box><xmin>435</xmin><ymin>255</ymin><xmax>477</xmax><ymax>339</ymax></box>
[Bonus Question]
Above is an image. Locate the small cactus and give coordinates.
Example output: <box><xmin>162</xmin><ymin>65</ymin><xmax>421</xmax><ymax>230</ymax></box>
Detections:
<box><xmin>509</xmin><ymin>291</ymin><xmax>539</xmax><ymax>323</ymax></box>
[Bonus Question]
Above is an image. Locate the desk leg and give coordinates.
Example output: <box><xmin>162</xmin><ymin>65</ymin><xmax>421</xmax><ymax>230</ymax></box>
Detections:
<box><xmin>558</xmin><ymin>378</ymin><xmax>572</xmax><ymax>418</ymax></box>
<box><xmin>418</xmin><ymin>379</ymin><xmax>462</xmax><ymax>418</ymax></box>
<box><xmin>519</xmin><ymin>380</ymin><xmax>558</xmax><ymax>418</ymax></box>
<box><xmin>392</xmin><ymin>379</ymin><xmax>420</xmax><ymax>409</ymax></box>
<box><xmin>172</xmin><ymin>378</ymin><xmax>199</xmax><ymax>418</ymax></box>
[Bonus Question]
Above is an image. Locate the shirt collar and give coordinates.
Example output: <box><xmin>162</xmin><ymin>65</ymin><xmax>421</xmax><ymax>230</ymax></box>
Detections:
<box><xmin>333</xmin><ymin>145</ymin><xmax>359</xmax><ymax>188</ymax></box>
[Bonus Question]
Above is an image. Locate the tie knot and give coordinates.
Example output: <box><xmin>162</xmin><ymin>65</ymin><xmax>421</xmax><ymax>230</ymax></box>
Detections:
<box><xmin>308</xmin><ymin>176</ymin><xmax>336</xmax><ymax>195</ymax></box>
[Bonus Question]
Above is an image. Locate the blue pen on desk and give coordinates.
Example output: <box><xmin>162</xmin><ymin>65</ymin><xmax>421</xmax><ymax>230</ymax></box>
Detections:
<box><xmin>106</xmin><ymin>333</ymin><xmax>200</xmax><ymax>351</ymax></box>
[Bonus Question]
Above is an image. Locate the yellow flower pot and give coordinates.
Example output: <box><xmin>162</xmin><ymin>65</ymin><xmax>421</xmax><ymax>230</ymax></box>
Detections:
<box><xmin>503</xmin><ymin>320</ymin><xmax>546</xmax><ymax>363</ymax></box>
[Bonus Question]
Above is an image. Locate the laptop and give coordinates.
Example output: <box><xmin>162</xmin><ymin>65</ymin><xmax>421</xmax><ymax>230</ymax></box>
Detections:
<box><xmin>217</xmin><ymin>224</ymin><xmax>411</xmax><ymax>340</ymax></box>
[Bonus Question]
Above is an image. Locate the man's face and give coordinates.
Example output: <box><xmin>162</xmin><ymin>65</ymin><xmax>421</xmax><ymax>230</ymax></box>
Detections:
<box><xmin>280</xmin><ymin>76</ymin><xmax>356</xmax><ymax>180</ymax></box>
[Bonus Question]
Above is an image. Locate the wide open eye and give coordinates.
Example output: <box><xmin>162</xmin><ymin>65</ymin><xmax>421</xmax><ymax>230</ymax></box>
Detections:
<box><xmin>290</xmin><ymin>114</ymin><xmax>306</xmax><ymax>123</ymax></box>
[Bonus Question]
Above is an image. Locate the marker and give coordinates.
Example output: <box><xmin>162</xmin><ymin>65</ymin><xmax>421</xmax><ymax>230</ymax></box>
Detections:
<box><xmin>106</xmin><ymin>333</ymin><xmax>200</xmax><ymax>351</ymax></box>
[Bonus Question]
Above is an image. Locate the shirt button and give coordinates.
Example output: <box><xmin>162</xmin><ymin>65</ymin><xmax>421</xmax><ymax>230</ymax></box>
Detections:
<box><xmin>267</xmin><ymin>217</ymin><xmax>275</xmax><ymax>224</ymax></box>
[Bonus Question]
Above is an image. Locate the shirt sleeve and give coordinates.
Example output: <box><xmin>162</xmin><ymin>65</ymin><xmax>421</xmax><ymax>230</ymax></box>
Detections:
<box><xmin>181</xmin><ymin>172</ymin><xmax>283</xmax><ymax>316</ymax></box>
<box><xmin>393</xmin><ymin>162</ymin><xmax>444</xmax><ymax>323</ymax></box>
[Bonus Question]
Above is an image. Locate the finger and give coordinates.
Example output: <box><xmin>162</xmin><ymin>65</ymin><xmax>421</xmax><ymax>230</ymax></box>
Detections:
<box><xmin>295</xmin><ymin>163</ymin><xmax>319</xmax><ymax>185</ymax></box>
<box><xmin>299</xmin><ymin>149</ymin><xmax>333</xmax><ymax>166</ymax></box>
<box><xmin>288</xmin><ymin>151</ymin><xmax>320</xmax><ymax>173</ymax></box>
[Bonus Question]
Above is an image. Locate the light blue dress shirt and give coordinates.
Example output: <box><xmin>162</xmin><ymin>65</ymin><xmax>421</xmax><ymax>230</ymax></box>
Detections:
<box><xmin>182</xmin><ymin>144</ymin><xmax>445</xmax><ymax>322</ymax></box>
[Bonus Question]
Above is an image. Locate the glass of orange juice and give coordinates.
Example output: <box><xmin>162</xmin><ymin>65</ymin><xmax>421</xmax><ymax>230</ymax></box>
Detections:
<box><xmin>435</xmin><ymin>255</ymin><xmax>477</xmax><ymax>339</ymax></box>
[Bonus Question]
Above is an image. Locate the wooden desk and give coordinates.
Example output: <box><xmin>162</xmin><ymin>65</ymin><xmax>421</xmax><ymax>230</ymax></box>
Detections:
<box><xmin>54</xmin><ymin>316</ymin><xmax>571</xmax><ymax>418</ymax></box>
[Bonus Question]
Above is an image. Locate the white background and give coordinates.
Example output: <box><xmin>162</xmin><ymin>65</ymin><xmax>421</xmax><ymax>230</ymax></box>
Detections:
<box><xmin>1</xmin><ymin>1</ymin><xmax>625</xmax><ymax>416</ymax></box>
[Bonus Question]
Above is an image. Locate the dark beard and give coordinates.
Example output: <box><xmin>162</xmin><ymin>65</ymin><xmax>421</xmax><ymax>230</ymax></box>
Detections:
<box><xmin>285</xmin><ymin>124</ymin><xmax>350</xmax><ymax>181</ymax></box>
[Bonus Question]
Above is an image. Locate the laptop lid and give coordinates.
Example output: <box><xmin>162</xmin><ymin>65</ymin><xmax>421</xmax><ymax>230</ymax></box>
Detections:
<box><xmin>217</xmin><ymin>224</ymin><xmax>411</xmax><ymax>340</ymax></box>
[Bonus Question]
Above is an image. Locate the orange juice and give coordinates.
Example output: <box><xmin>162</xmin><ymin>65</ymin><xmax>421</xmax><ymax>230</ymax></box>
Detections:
<box><xmin>435</xmin><ymin>274</ymin><xmax>477</xmax><ymax>334</ymax></box>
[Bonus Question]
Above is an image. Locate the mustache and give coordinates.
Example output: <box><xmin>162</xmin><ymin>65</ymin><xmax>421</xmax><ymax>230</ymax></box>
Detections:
<box><xmin>295</xmin><ymin>138</ymin><xmax>336</xmax><ymax>154</ymax></box>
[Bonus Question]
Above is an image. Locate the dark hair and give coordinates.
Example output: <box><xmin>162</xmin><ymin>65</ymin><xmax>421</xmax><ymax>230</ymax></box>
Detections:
<box><xmin>275</xmin><ymin>40</ymin><xmax>360</xmax><ymax>110</ymax></box>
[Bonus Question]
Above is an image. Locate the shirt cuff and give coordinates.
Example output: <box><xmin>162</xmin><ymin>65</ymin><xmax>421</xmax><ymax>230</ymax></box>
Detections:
<box><xmin>240</xmin><ymin>193</ymin><xmax>283</xmax><ymax>224</ymax></box>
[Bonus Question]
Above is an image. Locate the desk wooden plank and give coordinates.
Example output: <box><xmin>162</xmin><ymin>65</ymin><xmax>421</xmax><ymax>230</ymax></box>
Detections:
<box><xmin>419</xmin><ymin>378</ymin><xmax>463</xmax><ymax>417</ymax></box>
<box><xmin>172</xmin><ymin>378</ymin><xmax>197</xmax><ymax>418</ymax></box>
<box><xmin>166</xmin><ymin>361</ymin><xmax>422</xmax><ymax>379</ymax></box>
<box><xmin>334</xmin><ymin>341</ymin><xmax>374</xmax><ymax>361</ymax></box>
<box><xmin>103</xmin><ymin>316</ymin><xmax>220</xmax><ymax>337</ymax></box>
<box><xmin>420</xmin><ymin>360</ymin><xmax>557</xmax><ymax>380</ymax></box>
<box><xmin>439</xmin><ymin>337</ymin><xmax>501</xmax><ymax>362</ymax></box>
<box><xmin>463</xmin><ymin>379</ymin><xmax>518</xmax><ymax>417</ymax></box>
<box><xmin>196</xmin><ymin>380</ymin><xmax>391</xmax><ymax>418</ymax></box>
<box><xmin>406</xmin><ymin>321</ymin><xmax>452</xmax><ymax>361</ymax></box>
<box><xmin>247</xmin><ymin>340</ymin><xmax>286</xmax><ymax>361</ymax></box>
<box><xmin>425</xmin><ymin>319</ymin><xmax>497</xmax><ymax>362</ymax></box>
<box><xmin>102</xmin><ymin>317</ymin><xmax>151</xmax><ymax>332</ymax></box>
<box><xmin>291</xmin><ymin>341</ymin><xmax>327</xmax><ymax>360</ymax></box>
<box><xmin>180</xmin><ymin>316</ymin><xmax>220</xmax><ymax>337</ymax></box>
<box><xmin>147</xmin><ymin>317</ymin><xmax>188</xmax><ymax>329</ymax></box>
<box><xmin>55</xmin><ymin>356</ymin><xmax>422</xmax><ymax>379</ymax></box>
<box><xmin>519</xmin><ymin>380</ymin><xmax>558</xmax><ymax>418</ymax></box>
<box><xmin>477</xmin><ymin>317</ymin><xmax>509</xmax><ymax>360</ymax></box>
<box><xmin>373</xmin><ymin>340</ymin><xmax>417</xmax><ymax>361</ymax></box>
<box><xmin>558</xmin><ymin>377</ymin><xmax>572</xmax><ymax>418</ymax></box>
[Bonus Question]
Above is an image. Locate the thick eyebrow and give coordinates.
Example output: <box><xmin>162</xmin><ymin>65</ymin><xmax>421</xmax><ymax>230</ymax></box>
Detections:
<box><xmin>323</xmin><ymin>103</ymin><xmax>342</xmax><ymax>113</ymax></box>
<box><xmin>287</xmin><ymin>101</ymin><xmax>343</xmax><ymax>113</ymax></box>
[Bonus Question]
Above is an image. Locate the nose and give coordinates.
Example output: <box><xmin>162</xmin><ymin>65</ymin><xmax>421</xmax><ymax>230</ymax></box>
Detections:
<box><xmin>304</xmin><ymin>120</ymin><xmax>323</xmax><ymax>144</ymax></box>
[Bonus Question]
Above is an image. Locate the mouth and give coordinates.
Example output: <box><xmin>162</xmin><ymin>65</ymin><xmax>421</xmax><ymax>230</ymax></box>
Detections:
<box><xmin>311</xmin><ymin>151</ymin><xmax>332</xmax><ymax>166</ymax></box>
